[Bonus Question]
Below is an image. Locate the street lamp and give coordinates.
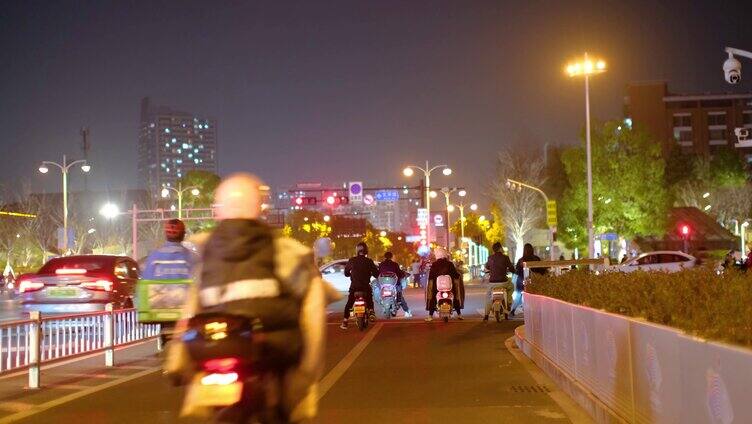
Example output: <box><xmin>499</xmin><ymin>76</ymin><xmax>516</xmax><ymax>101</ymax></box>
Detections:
<box><xmin>741</xmin><ymin>221</ymin><xmax>749</xmax><ymax>254</ymax></box>
<box><xmin>507</xmin><ymin>178</ymin><xmax>556</xmax><ymax>260</ymax></box>
<box><xmin>566</xmin><ymin>53</ymin><xmax>606</xmax><ymax>258</ymax></box>
<box><xmin>402</xmin><ymin>161</ymin><xmax>452</xmax><ymax>247</ymax></box>
<box><xmin>99</xmin><ymin>203</ymin><xmax>121</xmax><ymax>219</ymax></box>
<box><xmin>161</xmin><ymin>182</ymin><xmax>200</xmax><ymax>219</ymax></box>
<box><xmin>440</xmin><ymin>187</ymin><xmax>467</xmax><ymax>248</ymax></box>
<box><xmin>38</xmin><ymin>155</ymin><xmax>91</xmax><ymax>253</ymax></box>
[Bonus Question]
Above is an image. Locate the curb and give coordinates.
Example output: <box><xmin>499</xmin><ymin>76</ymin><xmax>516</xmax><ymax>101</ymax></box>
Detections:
<box><xmin>514</xmin><ymin>325</ymin><xmax>629</xmax><ymax>424</ymax></box>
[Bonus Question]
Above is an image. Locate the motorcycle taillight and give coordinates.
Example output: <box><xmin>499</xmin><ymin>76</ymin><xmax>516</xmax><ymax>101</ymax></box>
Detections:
<box><xmin>203</xmin><ymin>357</ymin><xmax>240</xmax><ymax>373</ymax></box>
<box><xmin>354</xmin><ymin>300</ymin><xmax>365</xmax><ymax>306</ymax></box>
<box><xmin>441</xmin><ymin>292</ymin><xmax>449</xmax><ymax>299</ymax></box>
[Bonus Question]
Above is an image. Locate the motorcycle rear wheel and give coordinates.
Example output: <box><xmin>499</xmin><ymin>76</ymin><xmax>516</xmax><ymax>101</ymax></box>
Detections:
<box><xmin>494</xmin><ymin>310</ymin><xmax>501</xmax><ymax>322</ymax></box>
<box><xmin>356</xmin><ymin>316</ymin><xmax>367</xmax><ymax>331</ymax></box>
<box><xmin>442</xmin><ymin>316</ymin><xmax>449</xmax><ymax>323</ymax></box>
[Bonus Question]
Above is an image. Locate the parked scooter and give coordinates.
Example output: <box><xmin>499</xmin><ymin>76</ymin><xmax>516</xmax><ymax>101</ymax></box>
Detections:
<box><xmin>375</xmin><ymin>272</ymin><xmax>398</xmax><ymax>319</ymax></box>
<box><xmin>179</xmin><ymin>312</ymin><xmax>284</xmax><ymax>423</ymax></box>
<box><xmin>435</xmin><ymin>275</ymin><xmax>454</xmax><ymax>322</ymax></box>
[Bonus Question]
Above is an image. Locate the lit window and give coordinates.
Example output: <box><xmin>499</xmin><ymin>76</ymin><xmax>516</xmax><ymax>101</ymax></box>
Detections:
<box><xmin>149</xmin><ymin>123</ymin><xmax>155</xmax><ymax>128</ymax></box>
<box><xmin>188</xmin><ymin>153</ymin><xmax>193</xmax><ymax>158</ymax></box>
<box><xmin>194</xmin><ymin>148</ymin><xmax>199</xmax><ymax>153</ymax></box>
<box><xmin>164</xmin><ymin>143</ymin><xmax>169</xmax><ymax>147</ymax></box>
<box><xmin>177</xmin><ymin>173</ymin><xmax>182</xmax><ymax>178</ymax></box>
<box><xmin>194</xmin><ymin>158</ymin><xmax>199</xmax><ymax>164</ymax></box>
<box><xmin>177</xmin><ymin>149</ymin><xmax>182</xmax><ymax>154</ymax></box>
<box><xmin>176</xmin><ymin>159</ymin><xmax>183</xmax><ymax>164</ymax></box>
<box><xmin>182</xmin><ymin>143</ymin><xmax>189</xmax><ymax>148</ymax></box>
<box><xmin>164</xmin><ymin>128</ymin><xmax>170</xmax><ymax>133</ymax></box>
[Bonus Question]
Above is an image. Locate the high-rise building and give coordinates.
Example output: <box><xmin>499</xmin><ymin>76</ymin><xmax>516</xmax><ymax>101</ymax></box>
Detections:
<box><xmin>138</xmin><ymin>97</ymin><xmax>218</xmax><ymax>195</ymax></box>
<box><xmin>625</xmin><ymin>82</ymin><xmax>752</xmax><ymax>159</ymax></box>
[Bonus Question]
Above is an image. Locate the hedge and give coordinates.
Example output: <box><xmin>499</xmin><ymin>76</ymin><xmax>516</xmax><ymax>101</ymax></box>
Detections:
<box><xmin>526</xmin><ymin>268</ymin><xmax>752</xmax><ymax>347</ymax></box>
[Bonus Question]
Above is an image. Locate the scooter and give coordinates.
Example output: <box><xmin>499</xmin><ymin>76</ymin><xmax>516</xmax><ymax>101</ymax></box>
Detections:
<box><xmin>490</xmin><ymin>286</ymin><xmax>510</xmax><ymax>322</ymax></box>
<box><xmin>436</xmin><ymin>275</ymin><xmax>454</xmax><ymax>323</ymax></box>
<box><xmin>351</xmin><ymin>291</ymin><xmax>369</xmax><ymax>331</ymax></box>
<box><xmin>180</xmin><ymin>312</ymin><xmax>283</xmax><ymax>423</ymax></box>
<box><xmin>376</xmin><ymin>273</ymin><xmax>398</xmax><ymax>319</ymax></box>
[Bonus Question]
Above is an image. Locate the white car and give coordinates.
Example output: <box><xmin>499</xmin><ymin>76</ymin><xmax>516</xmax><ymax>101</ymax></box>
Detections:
<box><xmin>319</xmin><ymin>259</ymin><xmax>351</xmax><ymax>292</ymax></box>
<box><xmin>319</xmin><ymin>259</ymin><xmax>410</xmax><ymax>292</ymax></box>
<box><xmin>617</xmin><ymin>251</ymin><xmax>696</xmax><ymax>273</ymax></box>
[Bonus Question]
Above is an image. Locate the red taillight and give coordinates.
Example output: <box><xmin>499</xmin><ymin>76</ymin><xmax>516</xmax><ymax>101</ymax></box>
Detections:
<box><xmin>81</xmin><ymin>280</ymin><xmax>113</xmax><ymax>292</ymax></box>
<box><xmin>441</xmin><ymin>292</ymin><xmax>449</xmax><ymax>299</ymax></box>
<box><xmin>354</xmin><ymin>300</ymin><xmax>365</xmax><ymax>306</ymax></box>
<box><xmin>203</xmin><ymin>357</ymin><xmax>239</xmax><ymax>373</ymax></box>
<box><xmin>18</xmin><ymin>280</ymin><xmax>44</xmax><ymax>293</ymax></box>
<box><xmin>201</xmin><ymin>372</ymin><xmax>239</xmax><ymax>386</ymax></box>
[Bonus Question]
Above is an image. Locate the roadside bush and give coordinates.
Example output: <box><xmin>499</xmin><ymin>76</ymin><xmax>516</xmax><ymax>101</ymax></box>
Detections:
<box><xmin>526</xmin><ymin>268</ymin><xmax>752</xmax><ymax>347</ymax></box>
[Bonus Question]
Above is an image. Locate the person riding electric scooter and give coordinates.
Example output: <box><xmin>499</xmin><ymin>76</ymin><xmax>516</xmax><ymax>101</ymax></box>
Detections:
<box><xmin>377</xmin><ymin>251</ymin><xmax>412</xmax><ymax>318</ymax></box>
<box><xmin>142</xmin><ymin>219</ymin><xmax>195</xmax><ymax>280</ymax></box>
<box><xmin>341</xmin><ymin>242</ymin><xmax>379</xmax><ymax>329</ymax></box>
<box><xmin>482</xmin><ymin>242</ymin><xmax>515</xmax><ymax>321</ymax></box>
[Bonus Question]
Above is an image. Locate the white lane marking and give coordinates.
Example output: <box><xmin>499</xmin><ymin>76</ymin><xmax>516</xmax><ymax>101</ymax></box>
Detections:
<box><xmin>317</xmin><ymin>322</ymin><xmax>383</xmax><ymax>400</ymax></box>
<box><xmin>58</xmin><ymin>373</ymin><xmax>121</xmax><ymax>380</ymax></box>
<box><xmin>0</xmin><ymin>366</ymin><xmax>161</xmax><ymax>423</ymax></box>
<box><xmin>504</xmin><ymin>336</ymin><xmax>593</xmax><ymax>424</ymax></box>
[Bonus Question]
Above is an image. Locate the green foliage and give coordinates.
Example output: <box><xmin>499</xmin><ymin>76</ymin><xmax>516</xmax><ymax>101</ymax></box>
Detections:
<box><xmin>177</xmin><ymin>170</ymin><xmax>221</xmax><ymax>209</ymax></box>
<box><xmin>484</xmin><ymin>204</ymin><xmax>505</xmax><ymax>246</ymax></box>
<box><xmin>450</xmin><ymin>211</ymin><xmax>488</xmax><ymax>246</ymax></box>
<box><xmin>559</xmin><ymin>121</ymin><xmax>669</xmax><ymax>251</ymax></box>
<box><xmin>526</xmin><ymin>268</ymin><xmax>752</xmax><ymax>347</ymax></box>
<box><xmin>282</xmin><ymin>210</ymin><xmax>331</xmax><ymax>246</ymax></box>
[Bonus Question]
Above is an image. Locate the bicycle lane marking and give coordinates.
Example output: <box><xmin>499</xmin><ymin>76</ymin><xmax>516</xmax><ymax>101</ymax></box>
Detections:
<box><xmin>317</xmin><ymin>322</ymin><xmax>383</xmax><ymax>401</ymax></box>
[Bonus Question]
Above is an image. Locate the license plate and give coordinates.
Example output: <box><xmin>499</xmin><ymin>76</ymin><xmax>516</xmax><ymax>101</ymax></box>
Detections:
<box><xmin>439</xmin><ymin>304</ymin><xmax>451</xmax><ymax>312</ymax></box>
<box><xmin>187</xmin><ymin>381</ymin><xmax>243</xmax><ymax>407</ymax></box>
<box><xmin>353</xmin><ymin>305</ymin><xmax>366</xmax><ymax>314</ymax></box>
<box><xmin>47</xmin><ymin>287</ymin><xmax>78</xmax><ymax>298</ymax></box>
<box><xmin>382</xmin><ymin>291</ymin><xmax>393</xmax><ymax>297</ymax></box>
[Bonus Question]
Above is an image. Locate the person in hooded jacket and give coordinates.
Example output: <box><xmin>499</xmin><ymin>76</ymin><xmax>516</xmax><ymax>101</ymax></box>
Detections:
<box><xmin>512</xmin><ymin>243</ymin><xmax>546</xmax><ymax>317</ymax></box>
<box><xmin>166</xmin><ymin>173</ymin><xmax>334</xmax><ymax>423</ymax></box>
<box><xmin>424</xmin><ymin>247</ymin><xmax>464</xmax><ymax>321</ymax></box>
<box><xmin>340</xmin><ymin>242</ymin><xmax>379</xmax><ymax>329</ymax></box>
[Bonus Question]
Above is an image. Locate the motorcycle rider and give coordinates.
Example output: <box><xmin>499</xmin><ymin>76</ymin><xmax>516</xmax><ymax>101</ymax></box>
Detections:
<box><xmin>425</xmin><ymin>247</ymin><xmax>464</xmax><ymax>321</ymax></box>
<box><xmin>142</xmin><ymin>218</ymin><xmax>195</xmax><ymax>280</ymax></box>
<box><xmin>377</xmin><ymin>251</ymin><xmax>412</xmax><ymax>318</ymax></box>
<box><xmin>482</xmin><ymin>242</ymin><xmax>515</xmax><ymax>321</ymax></box>
<box><xmin>168</xmin><ymin>173</ymin><xmax>330</xmax><ymax>423</ymax></box>
<box><xmin>341</xmin><ymin>242</ymin><xmax>379</xmax><ymax>329</ymax></box>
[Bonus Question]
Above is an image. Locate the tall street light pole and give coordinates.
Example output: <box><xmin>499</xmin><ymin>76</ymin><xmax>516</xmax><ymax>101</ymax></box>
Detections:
<box><xmin>507</xmin><ymin>178</ymin><xmax>555</xmax><ymax>260</ymax></box>
<box><xmin>566</xmin><ymin>53</ymin><xmax>606</xmax><ymax>258</ymax></box>
<box><xmin>39</xmin><ymin>155</ymin><xmax>91</xmax><ymax>254</ymax></box>
<box><xmin>161</xmin><ymin>182</ymin><xmax>200</xmax><ymax>219</ymax></box>
<box><xmin>403</xmin><ymin>161</ymin><xmax>452</xmax><ymax>249</ymax></box>
<box><xmin>441</xmin><ymin>187</ymin><xmax>466</xmax><ymax>249</ymax></box>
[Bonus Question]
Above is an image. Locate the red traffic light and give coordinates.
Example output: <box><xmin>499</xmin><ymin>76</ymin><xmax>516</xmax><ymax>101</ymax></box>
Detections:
<box><xmin>295</xmin><ymin>197</ymin><xmax>304</xmax><ymax>206</ymax></box>
<box><xmin>326</xmin><ymin>196</ymin><xmax>336</xmax><ymax>205</ymax></box>
<box><xmin>680</xmin><ymin>224</ymin><xmax>690</xmax><ymax>236</ymax></box>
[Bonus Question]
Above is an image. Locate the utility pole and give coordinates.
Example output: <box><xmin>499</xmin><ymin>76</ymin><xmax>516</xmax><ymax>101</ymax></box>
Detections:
<box><xmin>80</xmin><ymin>127</ymin><xmax>91</xmax><ymax>192</ymax></box>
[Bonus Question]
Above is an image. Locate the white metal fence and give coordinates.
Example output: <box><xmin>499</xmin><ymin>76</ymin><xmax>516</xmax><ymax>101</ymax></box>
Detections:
<box><xmin>522</xmin><ymin>293</ymin><xmax>752</xmax><ymax>423</ymax></box>
<box><xmin>0</xmin><ymin>305</ymin><xmax>160</xmax><ymax>388</ymax></box>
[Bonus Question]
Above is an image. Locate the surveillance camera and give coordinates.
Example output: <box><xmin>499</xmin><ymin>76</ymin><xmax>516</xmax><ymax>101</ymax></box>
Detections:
<box><xmin>735</xmin><ymin>127</ymin><xmax>749</xmax><ymax>141</ymax></box>
<box><xmin>724</xmin><ymin>55</ymin><xmax>741</xmax><ymax>84</ymax></box>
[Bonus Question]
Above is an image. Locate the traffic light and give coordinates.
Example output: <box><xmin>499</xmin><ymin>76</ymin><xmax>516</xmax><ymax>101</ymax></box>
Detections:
<box><xmin>292</xmin><ymin>196</ymin><xmax>317</xmax><ymax>206</ymax></box>
<box><xmin>680</xmin><ymin>224</ymin><xmax>691</xmax><ymax>237</ymax></box>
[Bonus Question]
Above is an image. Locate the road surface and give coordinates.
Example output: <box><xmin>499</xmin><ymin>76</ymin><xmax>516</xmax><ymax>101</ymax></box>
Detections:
<box><xmin>0</xmin><ymin>286</ymin><xmax>589</xmax><ymax>423</ymax></box>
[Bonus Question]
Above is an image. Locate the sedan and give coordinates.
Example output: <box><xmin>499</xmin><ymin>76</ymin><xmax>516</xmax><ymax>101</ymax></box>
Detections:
<box><xmin>319</xmin><ymin>259</ymin><xmax>410</xmax><ymax>292</ymax></box>
<box><xmin>18</xmin><ymin>255</ymin><xmax>139</xmax><ymax>314</ymax></box>
<box><xmin>617</xmin><ymin>251</ymin><xmax>696</xmax><ymax>273</ymax></box>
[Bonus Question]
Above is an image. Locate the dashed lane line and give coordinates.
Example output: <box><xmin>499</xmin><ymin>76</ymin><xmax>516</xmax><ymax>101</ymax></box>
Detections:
<box><xmin>317</xmin><ymin>322</ymin><xmax>383</xmax><ymax>401</ymax></box>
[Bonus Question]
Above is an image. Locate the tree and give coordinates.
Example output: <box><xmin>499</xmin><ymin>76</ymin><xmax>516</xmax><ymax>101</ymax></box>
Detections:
<box><xmin>282</xmin><ymin>210</ymin><xmax>331</xmax><ymax>247</ymax></box>
<box><xmin>559</xmin><ymin>120</ymin><xmax>669</xmax><ymax>252</ymax></box>
<box><xmin>489</xmin><ymin>148</ymin><xmax>546</xmax><ymax>260</ymax></box>
<box><xmin>450</xmin><ymin>211</ymin><xmax>488</xmax><ymax>246</ymax></box>
<box><xmin>177</xmin><ymin>170</ymin><xmax>221</xmax><ymax>233</ymax></box>
<box><xmin>484</xmin><ymin>204</ymin><xmax>506</xmax><ymax>246</ymax></box>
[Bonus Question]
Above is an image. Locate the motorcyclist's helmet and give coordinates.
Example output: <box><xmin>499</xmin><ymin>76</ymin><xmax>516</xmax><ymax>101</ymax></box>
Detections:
<box><xmin>356</xmin><ymin>242</ymin><xmax>369</xmax><ymax>256</ymax></box>
<box><xmin>164</xmin><ymin>219</ymin><xmax>186</xmax><ymax>242</ymax></box>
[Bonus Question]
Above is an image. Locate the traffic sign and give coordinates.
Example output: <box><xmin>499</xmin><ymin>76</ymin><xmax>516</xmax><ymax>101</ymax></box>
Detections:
<box><xmin>375</xmin><ymin>190</ymin><xmax>400</xmax><ymax>202</ymax></box>
<box><xmin>546</xmin><ymin>200</ymin><xmax>557</xmax><ymax>228</ymax></box>
<box><xmin>363</xmin><ymin>194</ymin><xmax>375</xmax><ymax>205</ymax></box>
<box><xmin>348</xmin><ymin>182</ymin><xmax>363</xmax><ymax>203</ymax></box>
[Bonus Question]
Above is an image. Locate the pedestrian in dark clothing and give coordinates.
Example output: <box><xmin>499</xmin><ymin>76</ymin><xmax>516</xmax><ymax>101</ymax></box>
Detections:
<box><xmin>378</xmin><ymin>252</ymin><xmax>412</xmax><ymax>317</ymax></box>
<box><xmin>341</xmin><ymin>242</ymin><xmax>379</xmax><ymax>329</ymax></box>
<box><xmin>425</xmin><ymin>247</ymin><xmax>464</xmax><ymax>321</ymax></box>
<box><xmin>512</xmin><ymin>243</ymin><xmax>545</xmax><ymax>317</ymax></box>
<box><xmin>483</xmin><ymin>242</ymin><xmax>515</xmax><ymax>321</ymax></box>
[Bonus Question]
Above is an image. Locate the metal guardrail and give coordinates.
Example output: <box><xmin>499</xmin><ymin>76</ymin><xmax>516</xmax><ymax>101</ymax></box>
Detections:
<box><xmin>0</xmin><ymin>304</ymin><xmax>160</xmax><ymax>388</ymax></box>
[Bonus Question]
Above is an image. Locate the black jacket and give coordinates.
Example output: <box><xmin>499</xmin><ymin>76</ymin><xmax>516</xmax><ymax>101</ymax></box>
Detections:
<box><xmin>345</xmin><ymin>254</ymin><xmax>379</xmax><ymax>292</ymax></box>
<box><xmin>378</xmin><ymin>259</ymin><xmax>405</xmax><ymax>281</ymax></box>
<box><xmin>515</xmin><ymin>254</ymin><xmax>546</xmax><ymax>290</ymax></box>
<box><xmin>485</xmin><ymin>252</ymin><xmax>515</xmax><ymax>282</ymax></box>
<box><xmin>199</xmin><ymin>219</ymin><xmax>302</xmax><ymax>366</ymax></box>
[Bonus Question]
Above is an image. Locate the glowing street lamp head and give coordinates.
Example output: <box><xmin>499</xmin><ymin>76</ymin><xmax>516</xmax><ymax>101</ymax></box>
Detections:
<box><xmin>470</xmin><ymin>203</ymin><xmax>478</xmax><ymax>211</ymax></box>
<box><xmin>402</xmin><ymin>167</ymin><xmax>414</xmax><ymax>177</ymax></box>
<box><xmin>447</xmin><ymin>204</ymin><xmax>456</xmax><ymax>213</ymax></box>
<box><xmin>429</xmin><ymin>191</ymin><xmax>438</xmax><ymax>199</ymax></box>
<box><xmin>566</xmin><ymin>54</ymin><xmax>607</xmax><ymax>77</ymax></box>
<box><xmin>379</xmin><ymin>230</ymin><xmax>387</xmax><ymax>237</ymax></box>
<box><xmin>161</xmin><ymin>188</ymin><xmax>170</xmax><ymax>198</ymax></box>
<box><xmin>442</xmin><ymin>167</ymin><xmax>452</xmax><ymax>176</ymax></box>
<box><xmin>38</xmin><ymin>165</ymin><xmax>49</xmax><ymax>174</ymax></box>
<box><xmin>99</xmin><ymin>203</ymin><xmax>120</xmax><ymax>219</ymax></box>
<box><xmin>323</xmin><ymin>215</ymin><xmax>330</xmax><ymax>222</ymax></box>
<box><xmin>81</xmin><ymin>164</ymin><xmax>91</xmax><ymax>173</ymax></box>
<box><xmin>458</xmin><ymin>189</ymin><xmax>467</xmax><ymax>197</ymax></box>
<box><xmin>190</xmin><ymin>188</ymin><xmax>200</xmax><ymax>196</ymax></box>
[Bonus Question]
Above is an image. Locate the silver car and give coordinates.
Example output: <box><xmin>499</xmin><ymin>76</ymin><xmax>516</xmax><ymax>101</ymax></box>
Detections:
<box><xmin>617</xmin><ymin>251</ymin><xmax>696</xmax><ymax>273</ymax></box>
<box><xmin>19</xmin><ymin>255</ymin><xmax>139</xmax><ymax>314</ymax></box>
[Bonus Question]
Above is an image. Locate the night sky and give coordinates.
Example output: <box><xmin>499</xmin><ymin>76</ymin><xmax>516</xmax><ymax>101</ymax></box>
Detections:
<box><xmin>1</xmin><ymin>0</ymin><xmax>751</xmax><ymax>202</ymax></box>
